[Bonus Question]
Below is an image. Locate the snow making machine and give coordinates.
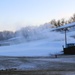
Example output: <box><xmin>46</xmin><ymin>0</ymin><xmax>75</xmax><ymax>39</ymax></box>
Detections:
<box><xmin>52</xmin><ymin>22</ymin><xmax>75</xmax><ymax>55</ymax></box>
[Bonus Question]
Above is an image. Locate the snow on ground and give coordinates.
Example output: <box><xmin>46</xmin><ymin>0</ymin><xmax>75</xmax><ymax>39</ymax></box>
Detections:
<box><xmin>0</xmin><ymin>27</ymin><xmax>75</xmax><ymax>56</ymax></box>
<box><xmin>0</xmin><ymin>39</ymin><xmax>63</xmax><ymax>56</ymax></box>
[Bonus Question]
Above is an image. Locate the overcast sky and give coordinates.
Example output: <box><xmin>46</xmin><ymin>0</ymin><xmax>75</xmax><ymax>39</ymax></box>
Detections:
<box><xmin>0</xmin><ymin>0</ymin><xmax>75</xmax><ymax>31</ymax></box>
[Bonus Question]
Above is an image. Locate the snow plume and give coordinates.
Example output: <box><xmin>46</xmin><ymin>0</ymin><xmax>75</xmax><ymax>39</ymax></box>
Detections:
<box><xmin>15</xmin><ymin>24</ymin><xmax>53</xmax><ymax>42</ymax></box>
<box><xmin>14</xmin><ymin>23</ymin><xmax>75</xmax><ymax>44</ymax></box>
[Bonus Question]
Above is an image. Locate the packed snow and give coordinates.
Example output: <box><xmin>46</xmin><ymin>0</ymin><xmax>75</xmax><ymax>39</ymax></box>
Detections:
<box><xmin>0</xmin><ymin>25</ymin><xmax>75</xmax><ymax>56</ymax></box>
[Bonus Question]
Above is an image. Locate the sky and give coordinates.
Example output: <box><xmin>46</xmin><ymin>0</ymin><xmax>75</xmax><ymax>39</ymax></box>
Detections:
<box><xmin>0</xmin><ymin>0</ymin><xmax>75</xmax><ymax>31</ymax></box>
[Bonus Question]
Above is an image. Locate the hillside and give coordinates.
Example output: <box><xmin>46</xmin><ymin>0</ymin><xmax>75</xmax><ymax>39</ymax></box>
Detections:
<box><xmin>0</xmin><ymin>24</ymin><xmax>75</xmax><ymax>56</ymax></box>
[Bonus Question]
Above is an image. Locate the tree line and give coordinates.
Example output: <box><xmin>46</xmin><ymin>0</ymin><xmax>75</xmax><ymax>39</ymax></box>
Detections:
<box><xmin>0</xmin><ymin>31</ymin><xmax>14</xmax><ymax>41</ymax></box>
<box><xmin>50</xmin><ymin>13</ymin><xmax>75</xmax><ymax>27</ymax></box>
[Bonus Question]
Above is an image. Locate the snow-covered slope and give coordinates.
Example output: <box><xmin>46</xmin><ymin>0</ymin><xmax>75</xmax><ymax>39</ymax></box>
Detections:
<box><xmin>0</xmin><ymin>27</ymin><xmax>75</xmax><ymax>57</ymax></box>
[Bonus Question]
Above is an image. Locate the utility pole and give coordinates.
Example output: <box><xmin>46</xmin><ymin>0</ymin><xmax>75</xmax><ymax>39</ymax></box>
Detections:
<box><xmin>64</xmin><ymin>28</ymin><xmax>67</xmax><ymax>47</ymax></box>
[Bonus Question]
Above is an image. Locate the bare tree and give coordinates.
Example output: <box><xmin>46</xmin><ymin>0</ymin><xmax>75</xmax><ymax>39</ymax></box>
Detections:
<box><xmin>71</xmin><ymin>14</ymin><xmax>75</xmax><ymax>22</ymax></box>
<box><xmin>50</xmin><ymin>19</ymin><xmax>57</xmax><ymax>27</ymax></box>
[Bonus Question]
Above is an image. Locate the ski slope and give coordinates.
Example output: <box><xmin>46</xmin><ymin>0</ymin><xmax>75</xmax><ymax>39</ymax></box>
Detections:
<box><xmin>0</xmin><ymin>28</ymin><xmax>75</xmax><ymax>56</ymax></box>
